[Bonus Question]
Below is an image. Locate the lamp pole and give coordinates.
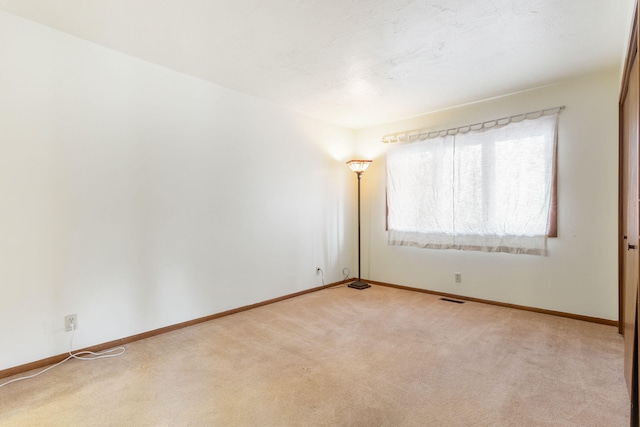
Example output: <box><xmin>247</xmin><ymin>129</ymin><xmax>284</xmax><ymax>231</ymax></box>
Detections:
<box><xmin>346</xmin><ymin>160</ymin><xmax>372</xmax><ymax>290</ymax></box>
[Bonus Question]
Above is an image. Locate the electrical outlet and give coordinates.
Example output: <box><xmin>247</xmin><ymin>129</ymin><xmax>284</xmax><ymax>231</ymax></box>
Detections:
<box><xmin>316</xmin><ymin>267</ymin><xmax>322</xmax><ymax>275</ymax></box>
<box><xmin>64</xmin><ymin>314</ymin><xmax>78</xmax><ymax>332</ymax></box>
<box><xmin>454</xmin><ymin>273</ymin><xmax>462</xmax><ymax>283</ymax></box>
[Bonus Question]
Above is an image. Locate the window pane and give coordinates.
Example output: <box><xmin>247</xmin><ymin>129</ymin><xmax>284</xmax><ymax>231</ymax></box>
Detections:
<box><xmin>386</xmin><ymin>113</ymin><xmax>558</xmax><ymax>255</ymax></box>
<box><xmin>492</xmin><ymin>136</ymin><xmax>549</xmax><ymax>235</ymax></box>
<box><xmin>387</xmin><ymin>137</ymin><xmax>454</xmax><ymax>234</ymax></box>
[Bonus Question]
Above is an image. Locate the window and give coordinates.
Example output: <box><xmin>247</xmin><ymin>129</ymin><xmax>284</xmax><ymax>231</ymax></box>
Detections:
<box><xmin>386</xmin><ymin>111</ymin><xmax>559</xmax><ymax>256</ymax></box>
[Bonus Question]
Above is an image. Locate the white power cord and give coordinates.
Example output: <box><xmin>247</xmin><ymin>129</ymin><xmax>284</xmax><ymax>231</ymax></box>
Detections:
<box><xmin>318</xmin><ymin>268</ymin><xmax>325</xmax><ymax>286</ymax></box>
<box><xmin>0</xmin><ymin>320</ymin><xmax>125</xmax><ymax>388</ymax></box>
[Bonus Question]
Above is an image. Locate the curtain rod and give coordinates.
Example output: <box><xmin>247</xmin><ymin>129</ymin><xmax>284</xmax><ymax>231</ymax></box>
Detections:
<box><xmin>381</xmin><ymin>106</ymin><xmax>565</xmax><ymax>144</ymax></box>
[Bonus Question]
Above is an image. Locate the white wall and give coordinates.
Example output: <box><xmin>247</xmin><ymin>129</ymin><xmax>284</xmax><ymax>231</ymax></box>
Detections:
<box><xmin>355</xmin><ymin>69</ymin><xmax>620</xmax><ymax>321</ymax></box>
<box><xmin>0</xmin><ymin>11</ymin><xmax>356</xmax><ymax>370</ymax></box>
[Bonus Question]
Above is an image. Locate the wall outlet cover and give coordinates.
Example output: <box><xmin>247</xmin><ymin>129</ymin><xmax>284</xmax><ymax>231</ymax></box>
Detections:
<box><xmin>64</xmin><ymin>314</ymin><xmax>78</xmax><ymax>332</ymax></box>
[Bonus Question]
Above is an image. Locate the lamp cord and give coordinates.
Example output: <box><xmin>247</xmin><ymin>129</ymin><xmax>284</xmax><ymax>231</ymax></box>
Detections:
<box><xmin>0</xmin><ymin>323</ymin><xmax>125</xmax><ymax>388</ymax></box>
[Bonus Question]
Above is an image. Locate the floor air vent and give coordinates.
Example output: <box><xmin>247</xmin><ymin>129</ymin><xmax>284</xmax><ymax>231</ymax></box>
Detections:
<box><xmin>440</xmin><ymin>297</ymin><xmax>465</xmax><ymax>304</ymax></box>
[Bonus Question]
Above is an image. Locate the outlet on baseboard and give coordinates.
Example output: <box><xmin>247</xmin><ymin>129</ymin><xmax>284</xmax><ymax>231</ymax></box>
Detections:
<box><xmin>64</xmin><ymin>314</ymin><xmax>78</xmax><ymax>332</ymax></box>
<box><xmin>454</xmin><ymin>272</ymin><xmax>462</xmax><ymax>284</ymax></box>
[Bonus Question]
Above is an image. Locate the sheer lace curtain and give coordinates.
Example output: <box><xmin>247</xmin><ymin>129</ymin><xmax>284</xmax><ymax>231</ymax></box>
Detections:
<box><xmin>386</xmin><ymin>112</ymin><xmax>559</xmax><ymax>256</ymax></box>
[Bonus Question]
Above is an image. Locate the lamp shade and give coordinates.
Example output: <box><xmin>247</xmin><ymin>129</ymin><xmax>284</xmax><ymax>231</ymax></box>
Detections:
<box><xmin>346</xmin><ymin>159</ymin><xmax>372</xmax><ymax>174</ymax></box>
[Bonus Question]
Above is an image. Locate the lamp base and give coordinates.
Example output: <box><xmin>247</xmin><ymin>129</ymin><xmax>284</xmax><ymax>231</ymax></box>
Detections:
<box><xmin>348</xmin><ymin>280</ymin><xmax>371</xmax><ymax>290</ymax></box>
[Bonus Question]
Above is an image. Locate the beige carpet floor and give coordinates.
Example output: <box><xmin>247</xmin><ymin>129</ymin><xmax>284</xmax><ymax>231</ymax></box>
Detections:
<box><xmin>0</xmin><ymin>285</ymin><xmax>630</xmax><ymax>426</ymax></box>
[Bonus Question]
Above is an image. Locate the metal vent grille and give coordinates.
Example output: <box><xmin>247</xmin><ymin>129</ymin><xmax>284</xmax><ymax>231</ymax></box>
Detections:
<box><xmin>440</xmin><ymin>297</ymin><xmax>465</xmax><ymax>304</ymax></box>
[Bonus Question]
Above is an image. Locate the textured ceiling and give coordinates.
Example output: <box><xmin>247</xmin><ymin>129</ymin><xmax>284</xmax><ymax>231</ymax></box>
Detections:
<box><xmin>0</xmin><ymin>0</ymin><xmax>635</xmax><ymax>129</ymax></box>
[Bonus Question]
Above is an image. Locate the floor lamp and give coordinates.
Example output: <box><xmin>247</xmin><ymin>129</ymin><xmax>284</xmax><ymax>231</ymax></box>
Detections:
<box><xmin>347</xmin><ymin>159</ymin><xmax>372</xmax><ymax>290</ymax></box>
